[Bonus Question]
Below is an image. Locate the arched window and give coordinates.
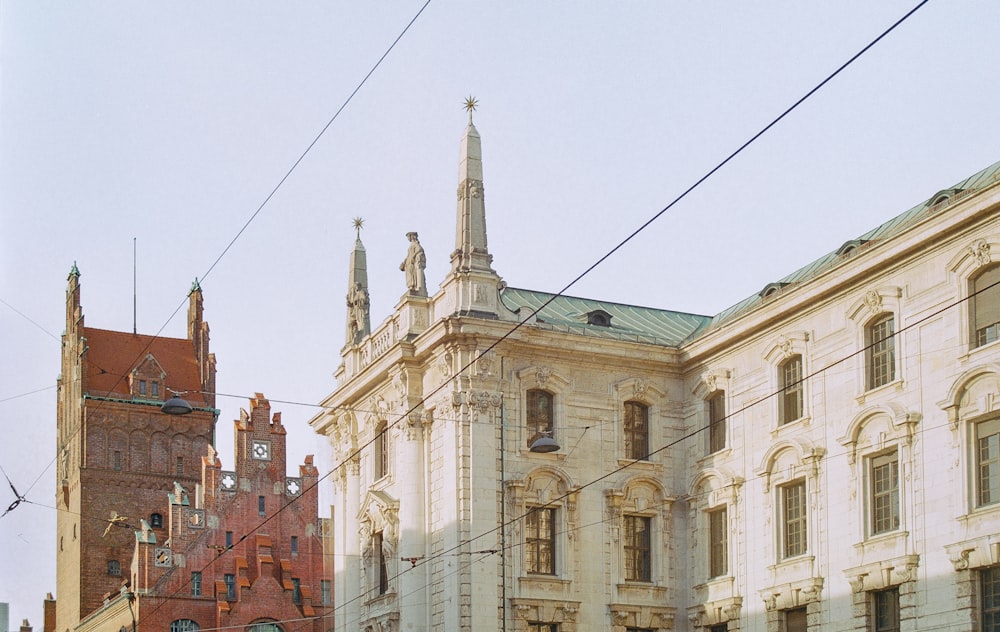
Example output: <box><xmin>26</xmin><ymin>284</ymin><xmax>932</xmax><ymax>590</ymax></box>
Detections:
<box><xmin>150</xmin><ymin>513</ymin><xmax>163</xmax><ymax>528</ymax></box>
<box><xmin>526</xmin><ymin>390</ymin><xmax>554</xmax><ymax>449</ymax></box>
<box><xmin>247</xmin><ymin>623</ymin><xmax>282</xmax><ymax>632</ymax></box>
<box><xmin>170</xmin><ymin>621</ymin><xmax>199</xmax><ymax>632</ymax></box>
<box><xmin>623</xmin><ymin>401</ymin><xmax>649</xmax><ymax>460</ymax></box>
<box><xmin>971</xmin><ymin>264</ymin><xmax>1000</xmax><ymax>348</ymax></box>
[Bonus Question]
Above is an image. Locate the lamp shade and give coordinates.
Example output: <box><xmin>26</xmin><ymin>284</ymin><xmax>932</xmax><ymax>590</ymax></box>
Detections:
<box><xmin>529</xmin><ymin>432</ymin><xmax>560</xmax><ymax>453</ymax></box>
<box><xmin>161</xmin><ymin>396</ymin><xmax>193</xmax><ymax>416</ymax></box>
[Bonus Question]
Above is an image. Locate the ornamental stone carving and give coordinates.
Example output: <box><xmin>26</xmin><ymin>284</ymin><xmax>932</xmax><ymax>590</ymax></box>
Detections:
<box><xmin>476</xmin><ymin>350</ymin><xmax>495</xmax><ymax>376</ymax></box>
<box><xmin>864</xmin><ymin>289</ymin><xmax>883</xmax><ymax>316</ymax></box>
<box><xmin>970</xmin><ymin>239</ymin><xmax>992</xmax><ymax>267</ymax></box>
<box><xmin>536</xmin><ymin>366</ymin><xmax>552</xmax><ymax>386</ymax></box>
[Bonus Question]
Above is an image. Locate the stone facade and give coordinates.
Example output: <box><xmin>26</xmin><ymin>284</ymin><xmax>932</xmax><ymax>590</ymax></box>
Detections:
<box><xmin>311</xmin><ymin>116</ymin><xmax>1000</xmax><ymax>631</ymax></box>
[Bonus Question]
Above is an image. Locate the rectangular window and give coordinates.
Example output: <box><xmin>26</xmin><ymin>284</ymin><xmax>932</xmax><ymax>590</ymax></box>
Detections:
<box><xmin>624</xmin><ymin>401</ymin><xmax>649</xmax><ymax>460</ymax></box>
<box><xmin>972</xmin><ymin>265</ymin><xmax>1000</xmax><ymax>348</ymax></box>
<box><xmin>374</xmin><ymin>422</ymin><xmax>388</xmax><ymax>480</ymax></box>
<box><xmin>176</xmin><ymin>456</ymin><xmax>184</xmax><ymax>476</ymax></box>
<box><xmin>527</xmin><ymin>389</ymin><xmax>555</xmax><ymax>449</ymax></box>
<box><xmin>107</xmin><ymin>560</ymin><xmax>121</xmax><ymax>576</ymax></box>
<box><xmin>977</xmin><ymin>418</ymin><xmax>1000</xmax><ymax>507</ymax></box>
<box><xmin>781</xmin><ymin>480</ymin><xmax>807</xmax><ymax>559</ymax></box>
<box><xmin>375</xmin><ymin>531</ymin><xmax>388</xmax><ymax>594</ymax></box>
<box><xmin>623</xmin><ymin>515</ymin><xmax>652</xmax><ymax>582</ymax></box>
<box><xmin>292</xmin><ymin>577</ymin><xmax>301</xmax><ymax>604</ymax></box>
<box><xmin>983</xmin><ymin>567</ymin><xmax>1000</xmax><ymax>632</ymax></box>
<box><xmin>708</xmin><ymin>626</ymin><xmax>728</xmax><ymax>632</ymax></box>
<box><xmin>191</xmin><ymin>571</ymin><xmax>202</xmax><ymax>597</ymax></box>
<box><xmin>708</xmin><ymin>392</ymin><xmax>726</xmax><ymax>453</ymax></box>
<box><xmin>225</xmin><ymin>531</ymin><xmax>233</xmax><ymax>547</ymax></box>
<box><xmin>224</xmin><ymin>573</ymin><xmax>235</xmax><ymax>600</ymax></box>
<box><xmin>627</xmin><ymin>629</ymin><xmax>654</xmax><ymax>632</ymax></box>
<box><xmin>291</xmin><ymin>535</ymin><xmax>299</xmax><ymax>556</ymax></box>
<box><xmin>258</xmin><ymin>495</ymin><xmax>266</xmax><ymax>516</ymax></box>
<box><xmin>783</xmin><ymin>607</ymin><xmax>807</xmax><ymax>632</ymax></box>
<box><xmin>525</xmin><ymin>507</ymin><xmax>556</xmax><ymax>575</ymax></box>
<box><xmin>113</xmin><ymin>450</ymin><xmax>122</xmax><ymax>471</ymax></box>
<box><xmin>872</xmin><ymin>587</ymin><xmax>900</xmax><ymax>632</ymax></box>
<box><xmin>779</xmin><ymin>355</ymin><xmax>804</xmax><ymax>424</ymax></box>
<box><xmin>139</xmin><ymin>379</ymin><xmax>147</xmax><ymax>395</ymax></box>
<box><xmin>866</xmin><ymin>315</ymin><xmax>896</xmax><ymax>390</ymax></box>
<box><xmin>321</xmin><ymin>579</ymin><xmax>332</xmax><ymax>605</ymax></box>
<box><xmin>527</xmin><ymin>624</ymin><xmax>558</xmax><ymax>632</ymax></box>
<box><xmin>152</xmin><ymin>381</ymin><xmax>160</xmax><ymax>397</ymax></box>
<box><xmin>709</xmin><ymin>507</ymin><xmax>728</xmax><ymax>578</ymax></box>
<box><xmin>870</xmin><ymin>451</ymin><xmax>900</xmax><ymax>535</ymax></box>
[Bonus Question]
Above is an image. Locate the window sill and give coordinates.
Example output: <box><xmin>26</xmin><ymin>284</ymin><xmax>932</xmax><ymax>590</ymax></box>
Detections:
<box><xmin>853</xmin><ymin>530</ymin><xmax>908</xmax><ymax>557</ymax></box>
<box><xmin>956</xmin><ymin>501</ymin><xmax>1000</xmax><ymax>527</ymax></box>
<box><xmin>768</xmin><ymin>555</ymin><xmax>814</xmax><ymax>576</ymax></box>
<box><xmin>856</xmin><ymin>379</ymin><xmax>904</xmax><ymax>405</ymax></box>
<box><xmin>616</xmin><ymin>458</ymin><xmax>662</xmax><ymax>474</ymax></box>
<box><xmin>960</xmin><ymin>336</ymin><xmax>1000</xmax><ymax>362</ymax></box>
<box><xmin>697</xmin><ymin>447</ymin><xmax>732</xmax><ymax>468</ymax></box>
<box><xmin>772</xmin><ymin>416</ymin><xmax>811</xmax><ymax>436</ymax></box>
<box><xmin>615</xmin><ymin>582</ymin><xmax>667</xmax><ymax>600</ymax></box>
<box><xmin>518</xmin><ymin>575</ymin><xmax>570</xmax><ymax>591</ymax></box>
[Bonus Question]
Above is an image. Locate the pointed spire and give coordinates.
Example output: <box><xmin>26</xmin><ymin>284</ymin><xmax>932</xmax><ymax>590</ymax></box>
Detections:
<box><xmin>451</xmin><ymin>97</ymin><xmax>494</xmax><ymax>274</ymax></box>
<box><xmin>346</xmin><ymin>217</ymin><xmax>371</xmax><ymax>345</ymax></box>
<box><xmin>68</xmin><ymin>261</ymin><xmax>80</xmax><ymax>279</ymax></box>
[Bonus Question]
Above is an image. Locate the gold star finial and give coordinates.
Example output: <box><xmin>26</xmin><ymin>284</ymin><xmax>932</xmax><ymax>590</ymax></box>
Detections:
<box><xmin>352</xmin><ymin>217</ymin><xmax>364</xmax><ymax>238</ymax></box>
<box><xmin>464</xmin><ymin>96</ymin><xmax>478</xmax><ymax>122</ymax></box>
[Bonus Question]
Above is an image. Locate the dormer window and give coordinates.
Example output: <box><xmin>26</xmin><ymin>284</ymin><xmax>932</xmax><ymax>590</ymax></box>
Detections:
<box><xmin>759</xmin><ymin>282</ymin><xmax>789</xmax><ymax>300</ymax></box>
<box><xmin>587</xmin><ymin>309</ymin><xmax>612</xmax><ymax>327</ymax></box>
<box><xmin>836</xmin><ymin>239</ymin><xmax>869</xmax><ymax>258</ymax></box>
<box><xmin>139</xmin><ymin>380</ymin><xmax>147</xmax><ymax>396</ymax></box>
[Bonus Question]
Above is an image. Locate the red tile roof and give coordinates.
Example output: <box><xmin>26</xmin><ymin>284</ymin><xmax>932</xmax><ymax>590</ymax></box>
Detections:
<box><xmin>82</xmin><ymin>327</ymin><xmax>209</xmax><ymax>406</ymax></box>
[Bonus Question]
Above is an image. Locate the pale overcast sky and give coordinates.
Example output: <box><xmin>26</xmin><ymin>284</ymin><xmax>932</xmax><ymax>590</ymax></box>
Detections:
<box><xmin>3</xmin><ymin>1</ymin><xmax>1000</xmax><ymax>626</ymax></box>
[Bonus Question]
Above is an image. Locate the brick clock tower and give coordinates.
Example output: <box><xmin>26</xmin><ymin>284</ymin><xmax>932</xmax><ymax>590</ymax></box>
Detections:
<box><xmin>56</xmin><ymin>266</ymin><xmax>217</xmax><ymax>631</ymax></box>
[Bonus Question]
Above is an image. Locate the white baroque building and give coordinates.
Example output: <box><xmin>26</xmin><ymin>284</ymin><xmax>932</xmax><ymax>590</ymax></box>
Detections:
<box><xmin>310</xmin><ymin>112</ymin><xmax>1000</xmax><ymax>632</ymax></box>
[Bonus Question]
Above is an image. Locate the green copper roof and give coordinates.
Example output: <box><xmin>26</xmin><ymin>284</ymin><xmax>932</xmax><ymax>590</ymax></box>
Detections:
<box><xmin>500</xmin><ymin>157</ymin><xmax>1000</xmax><ymax>347</ymax></box>
<box><xmin>499</xmin><ymin>287</ymin><xmax>711</xmax><ymax>347</ymax></box>
<box><xmin>705</xmin><ymin>157</ymin><xmax>1000</xmax><ymax>331</ymax></box>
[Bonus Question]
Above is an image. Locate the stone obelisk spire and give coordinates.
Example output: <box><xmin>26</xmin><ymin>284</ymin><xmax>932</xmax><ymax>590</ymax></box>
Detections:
<box><xmin>345</xmin><ymin>217</ymin><xmax>371</xmax><ymax>345</ymax></box>
<box><xmin>450</xmin><ymin>97</ymin><xmax>495</xmax><ymax>274</ymax></box>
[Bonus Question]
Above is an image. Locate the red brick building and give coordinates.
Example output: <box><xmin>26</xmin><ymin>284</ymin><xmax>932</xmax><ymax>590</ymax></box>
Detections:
<box><xmin>57</xmin><ymin>268</ymin><xmax>332</xmax><ymax>631</ymax></box>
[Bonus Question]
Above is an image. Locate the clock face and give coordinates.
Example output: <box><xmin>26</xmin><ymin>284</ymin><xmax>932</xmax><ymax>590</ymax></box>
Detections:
<box><xmin>252</xmin><ymin>440</ymin><xmax>271</xmax><ymax>460</ymax></box>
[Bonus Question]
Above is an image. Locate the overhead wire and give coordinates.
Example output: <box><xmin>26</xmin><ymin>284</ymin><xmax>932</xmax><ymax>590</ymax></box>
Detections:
<box><xmin>132</xmin><ymin>0</ymin><xmax>938</xmax><ymax>623</ymax></box>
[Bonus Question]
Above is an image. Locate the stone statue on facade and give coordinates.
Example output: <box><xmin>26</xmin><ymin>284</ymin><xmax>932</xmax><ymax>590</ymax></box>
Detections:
<box><xmin>400</xmin><ymin>232</ymin><xmax>427</xmax><ymax>296</ymax></box>
<box><xmin>347</xmin><ymin>282</ymin><xmax>370</xmax><ymax>342</ymax></box>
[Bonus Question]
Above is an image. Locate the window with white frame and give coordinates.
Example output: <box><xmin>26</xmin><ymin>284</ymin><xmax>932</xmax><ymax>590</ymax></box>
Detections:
<box><xmin>527</xmin><ymin>389</ymin><xmax>555</xmax><ymax>449</ymax></box>
<box><xmin>781</xmin><ymin>480</ymin><xmax>807</xmax><ymax>559</ymax></box>
<box><xmin>623</xmin><ymin>514</ymin><xmax>652</xmax><ymax>581</ymax></box>
<box><xmin>525</xmin><ymin>507</ymin><xmax>556</xmax><ymax>575</ymax></box>
<box><xmin>982</xmin><ymin>566</ymin><xmax>1000</xmax><ymax>632</ymax></box>
<box><xmin>708</xmin><ymin>507</ymin><xmax>728</xmax><ymax>578</ymax></box>
<box><xmin>866</xmin><ymin>315</ymin><xmax>896</xmax><ymax>390</ymax></box>
<box><xmin>871</xmin><ymin>587</ymin><xmax>900</xmax><ymax>632</ymax></box>
<box><xmin>779</xmin><ymin>355</ymin><xmax>804</xmax><ymax>424</ymax></box>
<box><xmin>976</xmin><ymin>417</ymin><xmax>1000</xmax><ymax>508</ymax></box>
<box><xmin>870</xmin><ymin>451</ymin><xmax>900</xmax><ymax>535</ymax></box>
<box><xmin>971</xmin><ymin>264</ymin><xmax>1000</xmax><ymax>349</ymax></box>
<box><xmin>374</xmin><ymin>420</ymin><xmax>388</xmax><ymax>480</ymax></box>
<box><xmin>708</xmin><ymin>391</ymin><xmax>726</xmax><ymax>454</ymax></box>
<box><xmin>624</xmin><ymin>401</ymin><xmax>649</xmax><ymax>460</ymax></box>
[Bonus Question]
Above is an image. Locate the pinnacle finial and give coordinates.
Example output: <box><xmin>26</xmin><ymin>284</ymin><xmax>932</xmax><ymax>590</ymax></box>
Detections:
<box><xmin>464</xmin><ymin>96</ymin><xmax>478</xmax><ymax>123</ymax></box>
<box><xmin>189</xmin><ymin>277</ymin><xmax>201</xmax><ymax>294</ymax></box>
<box><xmin>69</xmin><ymin>261</ymin><xmax>80</xmax><ymax>278</ymax></box>
<box><xmin>352</xmin><ymin>217</ymin><xmax>364</xmax><ymax>239</ymax></box>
